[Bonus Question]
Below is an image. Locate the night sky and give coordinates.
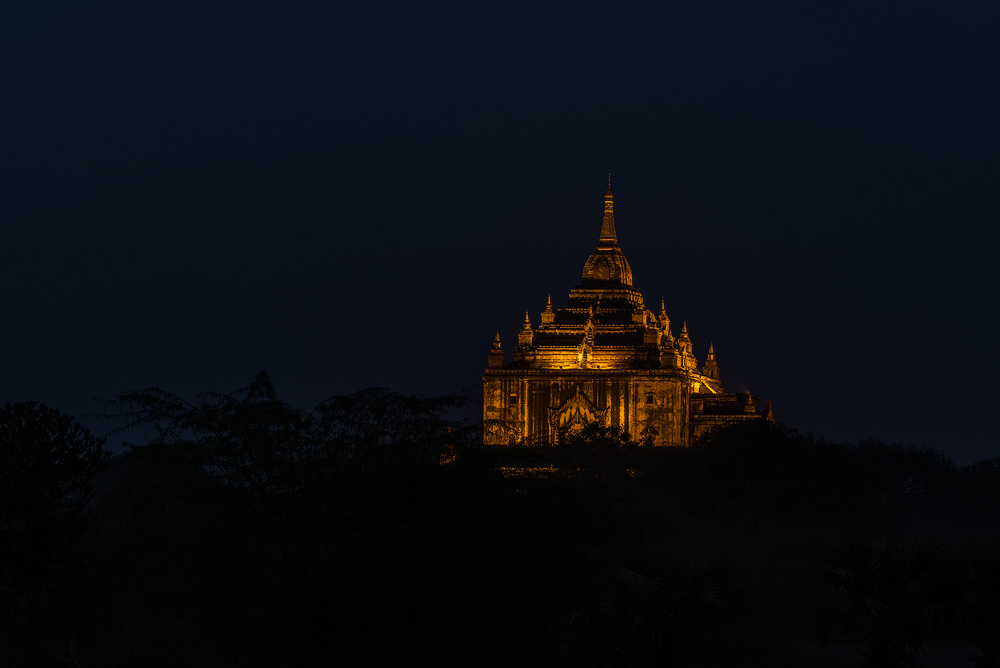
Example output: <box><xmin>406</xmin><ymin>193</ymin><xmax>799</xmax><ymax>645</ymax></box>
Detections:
<box><xmin>3</xmin><ymin>1</ymin><xmax>998</xmax><ymax>463</ymax></box>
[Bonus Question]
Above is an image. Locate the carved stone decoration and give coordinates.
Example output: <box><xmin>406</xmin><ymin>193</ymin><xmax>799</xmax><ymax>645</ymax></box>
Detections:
<box><xmin>549</xmin><ymin>385</ymin><xmax>609</xmax><ymax>437</ymax></box>
<box><xmin>639</xmin><ymin>421</ymin><xmax>660</xmax><ymax>445</ymax></box>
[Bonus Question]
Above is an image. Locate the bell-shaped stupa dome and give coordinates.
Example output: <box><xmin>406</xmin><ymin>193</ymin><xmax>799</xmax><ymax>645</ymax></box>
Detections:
<box><xmin>580</xmin><ymin>179</ymin><xmax>633</xmax><ymax>286</ymax></box>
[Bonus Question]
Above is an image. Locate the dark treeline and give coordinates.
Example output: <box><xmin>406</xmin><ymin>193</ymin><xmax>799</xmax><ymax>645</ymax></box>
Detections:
<box><xmin>1</xmin><ymin>372</ymin><xmax>998</xmax><ymax>667</ymax></box>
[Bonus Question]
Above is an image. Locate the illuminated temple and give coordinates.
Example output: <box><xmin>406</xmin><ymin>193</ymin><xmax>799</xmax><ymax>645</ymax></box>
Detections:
<box><xmin>483</xmin><ymin>181</ymin><xmax>771</xmax><ymax>446</ymax></box>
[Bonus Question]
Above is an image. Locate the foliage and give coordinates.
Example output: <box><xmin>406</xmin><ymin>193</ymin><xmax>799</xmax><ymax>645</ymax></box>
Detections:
<box><xmin>691</xmin><ymin>419</ymin><xmax>808</xmax><ymax>521</ymax></box>
<box><xmin>0</xmin><ymin>401</ymin><xmax>111</xmax><ymax>666</ymax></box>
<box><xmin>0</xmin><ymin>401</ymin><xmax>111</xmax><ymax>585</ymax></box>
<box><xmin>547</xmin><ymin>422</ymin><xmax>646</xmax><ymax>476</ymax></box>
<box><xmin>557</xmin><ymin>536</ymin><xmax>751</xmax><ymax>667</ymax></box>
<box><xmin>850</xmin><ymin>439</ymin><xmax>957</xmax><ymax>511</ymax></box>
<box><xmin>15</xmin><ymin>372</ymin><xmax>987</xmax><ymax>666</ymax></box>
<box><xmin>957</xmin><ymin>457</ymin><xmax>1000</xmax><ymax>510</ymax></box>
<box><xmin>806</xmin><ymin>531</ymin><xmax>961</xmax><ymax>668</ymax></box>
<box><xmin>960</xmin><ymin>538</ymin><xmax>1000</xmax><ymax>667</ymax></box>
<box><xmin>94</xmin><ymin>371</ymin><xmax>476</xmax><ymax>525</ymax></box>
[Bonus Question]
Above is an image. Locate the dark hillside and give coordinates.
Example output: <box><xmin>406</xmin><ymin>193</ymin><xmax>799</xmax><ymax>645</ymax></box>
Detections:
<box><xmin>1</xmin><ymin>377</ymin><xmax>997</xmax><ymax>667</ymax></box>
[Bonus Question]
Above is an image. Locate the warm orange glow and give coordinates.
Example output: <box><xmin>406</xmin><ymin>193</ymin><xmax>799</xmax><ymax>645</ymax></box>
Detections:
<box><xmin>498</xmin><ymin>466</ymin><xmax>560</xmax><ymax>478</ymax></box>
<box><xmin>483</xmin><ymin>183</ymin><xmax>765</xmax><ymax>447</ymax></box>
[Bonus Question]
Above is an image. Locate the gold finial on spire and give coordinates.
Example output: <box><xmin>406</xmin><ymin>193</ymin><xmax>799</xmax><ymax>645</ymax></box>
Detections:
<box><xmin>523</xmin><ymin>310</ymin><xmax>531</xmax><ymax>325</ymax></box>
<box><xmin>599</xmin><ymin>176</ymin><xmax>617</xmax><ymax>245</ymax></box>
<box><xmin>545</xmin><ymin>292</ymin><xmax>553</xmax><ymax>310</ymax></box>
<box><xmin>493</xmin><ymin>330</ymin><xmax>502</xmax><ymax>348</ymax></box>
<box><xmin>707</xmin><ymin>342</ymin><xmax>715</xmax><ymax>360</ymax></box>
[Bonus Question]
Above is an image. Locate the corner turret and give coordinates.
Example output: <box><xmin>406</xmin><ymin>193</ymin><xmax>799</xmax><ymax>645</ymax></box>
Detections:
<box><xmin>541</xmin><ymin>293</ymin><xmax>555</xmax><ymax>325</ymax></box>
<box><xmin>702</xmin><ymin>342</ymin><xmax>720</xmax><ymax>379</ymax></box>
<box><xmin>658</xmin><ymin>297</ymin><xmax>672</xmax><ymax>340</ymax></box>
<box><xmin>488</xmin><ymin>331</ymin><xmax>506</xmax><ymax>368</ymax></box>
<box><xmin>677</xmin><ymin>321</ymin><xmax>697</xmax><ymax>370</ymax></box>
<box><xmin>518</xmin><ymin>311</ymin><xmax>534</xmax><ymax>346</ymax></box>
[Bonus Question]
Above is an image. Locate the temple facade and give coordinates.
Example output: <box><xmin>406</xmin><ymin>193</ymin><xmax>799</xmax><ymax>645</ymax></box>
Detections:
<box><xmin>483</xmin><ymin>181</ymin><xmax>771</xmax><ymax>446</ymax></box>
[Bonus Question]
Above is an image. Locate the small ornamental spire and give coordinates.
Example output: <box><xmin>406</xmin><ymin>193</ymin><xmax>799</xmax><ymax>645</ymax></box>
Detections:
<box><xmin>702</xmin><ymin>341</ymin><xmax>720</xmax><ymax>379</ymax></box>
<box><xmin>488</xmin><ymin>330</ymin><xmax>506</xmax><ymax>368</ymax></box>
<box><xmin>658</xmin><ymin>298</ymin><xmax>672</xmax><ymax>339</ymax></box>
<box><xmin>676</xmin><ymin>321</ymin><xmax>693</xmax><ymax>367</ymax></box>
<box><xmin>518</xmin><ymin>311</ymin><xmax>534</xmax><ymax>347</ymax></box>
<box><xmin>599</xmin><ymin>175</ymin><xmax>617</xmax><ymax>246</ymax></box>
<box><xmin>541</xmin><ymin>291</ymin><xmax>556</xmax><ymax>325</ymax></box>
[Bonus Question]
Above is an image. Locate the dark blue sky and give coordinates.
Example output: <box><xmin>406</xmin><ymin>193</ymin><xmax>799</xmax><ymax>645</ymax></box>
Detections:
<box><xmin>2</xmin><ymin>0</ymin><xmax>998</xmax><ymax>462</ymax></box>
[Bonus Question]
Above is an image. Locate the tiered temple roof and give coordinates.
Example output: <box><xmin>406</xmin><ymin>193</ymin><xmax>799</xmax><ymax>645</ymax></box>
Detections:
<box><xmin>504</xmin><ymin>179</ymin><xmax>713</xmax><ymax>381</ymax></box>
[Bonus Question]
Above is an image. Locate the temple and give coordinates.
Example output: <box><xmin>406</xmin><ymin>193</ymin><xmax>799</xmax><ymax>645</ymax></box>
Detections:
<box><xmin>483</xmin><ymin>179</ymin><xmax>772</xmax><ymax>446</ymax></box>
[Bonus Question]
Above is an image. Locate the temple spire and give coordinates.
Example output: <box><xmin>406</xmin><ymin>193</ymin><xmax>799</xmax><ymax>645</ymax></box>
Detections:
<box><xmin>488</xmin><ymin>330</ymin><xmax>505</xmax><ymax>368</ymax></box>
<box><xmin>677</xmin><ymin>320</ymin><xmax>693</xmax><ymax>368</ymax></box>
<box><xmin>518</xmin><ymin>311</ymin><xmax>534</xmax><ymax>347</ymax></box>
<box><xmin>702</xmin><ymin>341</ymin><xmax>720</xmax><ymax>379</ymax></box>
<box><xmin>657</xmin><ymin>298</ymin><xmax>672</xmax><ymax>339</ymax></box>
<box><xmin>599</xmin><ymin>176</ymin><xmax>617</xmax><ymax>246</ymax></box>
<box><xmin>541</xmin><ymin>292</ymin><xmax>555</xmax><ymax>325</ymax></box>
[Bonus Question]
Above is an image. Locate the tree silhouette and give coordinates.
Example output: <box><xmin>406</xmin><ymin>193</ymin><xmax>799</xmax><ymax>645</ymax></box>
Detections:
<box><xmin>806</xmin><ymin>531</ymin><xmax>959</xmax><ymax>668</ymax></box>
<box><xmin>0</xmin><ymin>401</ymin><xmax>110</xmax><ymax>666</ymax></box>
<box><xmin>94</xmin><ymin>371</ymin><xmax>478</xmax><ymax>531</ymax></box>
<box><xmin>558</xmin><ymin>536</ymin><xmax>750</xmax><ymax>667</ymax></box>
<box><xmin>547</xmin><ymin>422</ymin><xmax>644</xmax><ymax>477</ymax></box>
<box><xmin>695</xmin><ymin>419</ymin><xmax>804</xmax><ymax>494</ymax></box>
<box><xmin>94</xmin><ymin>371</ymin><xmax>313</xmax><ymax>521</ymax></box>
<box><xmin>959</xmin><ymin>539</ymin><xmax>1000</xmax><ymax>667</ymax></box>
